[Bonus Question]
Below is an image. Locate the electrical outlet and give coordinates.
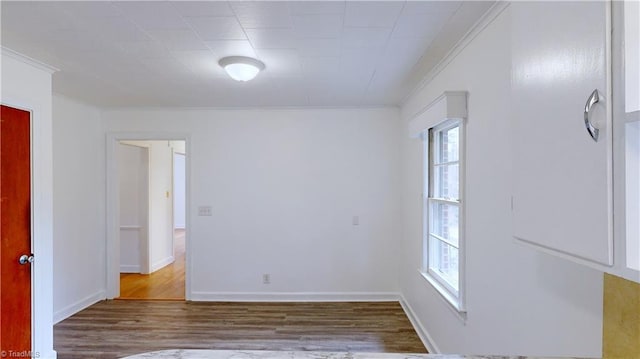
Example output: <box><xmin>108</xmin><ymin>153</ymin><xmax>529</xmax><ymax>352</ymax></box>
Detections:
<box><xmin>352</xmin><ymin>215</ymin><xmax>359</xmax><ymax>226</ymax></box>
<box><xmin>262</xmin><ymin>273</ymin><xmax>270</xmax><ymax>284</ymax></box>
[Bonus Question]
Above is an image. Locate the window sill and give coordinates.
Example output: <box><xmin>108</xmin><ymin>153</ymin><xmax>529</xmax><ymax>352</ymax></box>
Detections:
<box><xmin>418</xmin><ymin>270</ymin><xmax>467</xmax><ymax>323</ymax></box>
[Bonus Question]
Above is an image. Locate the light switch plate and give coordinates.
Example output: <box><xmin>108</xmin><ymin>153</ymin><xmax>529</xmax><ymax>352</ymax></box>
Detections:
<box><xmin>198</xmin><ymin>206</ymin><xmax>212</xmax><ymax>216</ymax></box>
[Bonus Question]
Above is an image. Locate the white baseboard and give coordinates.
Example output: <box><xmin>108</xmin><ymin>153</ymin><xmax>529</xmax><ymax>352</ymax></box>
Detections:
<box><xmin>190</xmin><ymin>291</ymin><xmax>401</xmax><ymax>302</ymax></box>
<box><xmin>399</xmin><ymin>296</ymin><xmax>440</xmax><ymax>354</ymax></box>
<box><xmin>120</xmin><ymin>264</ymin><xmax>141</xmax><ymax>273</ymax></box>
<box><xmin>53</xmin><ymin>290</ymin><xmax>105</xmax><ymax>324</ymax></box>
<box><xmin>150</xmin><ymin>255</ymin><xmax>174</xmax><ymax>273</ymax></box>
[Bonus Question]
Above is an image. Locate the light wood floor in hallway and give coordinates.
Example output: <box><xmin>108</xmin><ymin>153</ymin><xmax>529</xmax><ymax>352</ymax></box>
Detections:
<box><xmin>54</xmin><ymin>300</ymin><xmax>427</xmax><ymax>359</ymax></box>
<box><xmin>119</xmin><ymin>229</ymin><xmax>185</xmax><ymax>300</ymax></box>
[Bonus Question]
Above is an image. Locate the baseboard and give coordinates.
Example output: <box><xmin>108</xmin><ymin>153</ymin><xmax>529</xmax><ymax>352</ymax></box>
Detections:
<box><xmin>53</xmin><ymin>290</ymin><xmax>105</xmax><ymax>324</ymax></box>
<box><xmin>120</xmin><ymin>264</ymin><xmax>141</xmax><ymax>273</ymax></box>
<box><xmin>150</xmin><ymin>255</ymin><xmax>174</xmax><ymax>273</ymax></box>
<box><xmin>399</xmin><ymin>296</ymin><xmax>440</xmax><ymax>354</ymax></box>
<box><xmin>190</xmin><ymin>291</ymin><xmax>401</xmax><ymax>302</ymax></box>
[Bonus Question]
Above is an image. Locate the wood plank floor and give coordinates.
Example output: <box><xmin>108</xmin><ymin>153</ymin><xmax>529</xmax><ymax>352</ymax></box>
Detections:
<box><xmin>119</xmin><ymin>229</ymin><xmax>185</xmax><ymax>300</ymax></box>
<box><xmin>53</xmin><ymin>300</ymin><xmax>427</xmax><ymax>359</ymax></box>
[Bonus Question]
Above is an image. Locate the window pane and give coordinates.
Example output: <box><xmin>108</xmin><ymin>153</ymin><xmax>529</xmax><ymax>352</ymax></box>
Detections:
<box><xmin>428</xmin><ymin>237</ymin><xmax>459</xmax><ymax>290</ymax></box>
<box><xmin>430</xmin><ymin>202</ymin><xmax>459</xmax><ymax>247</ymax></box>
<box><xmin>434</xmin><ymin>163</ymin><xmax>459</xmax><ymax>200</ymax></box>
<box><xmin>437</xmin><ymin>125</ymin><xmax>459</xmax><ymax>163</ymax></box>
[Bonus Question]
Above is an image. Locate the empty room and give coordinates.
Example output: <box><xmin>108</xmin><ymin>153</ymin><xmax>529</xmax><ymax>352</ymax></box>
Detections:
<box><xmin>0</xmin><ymin>1</ymin><xmax>638</xmax><ymax>359</ymax></box>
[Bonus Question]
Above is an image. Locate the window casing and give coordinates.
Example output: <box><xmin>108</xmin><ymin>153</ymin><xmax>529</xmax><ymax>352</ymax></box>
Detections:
<box><xmin>422</xmin><ymin>119</ymin><xmax>466</xmax><ymax>313</ymax></box>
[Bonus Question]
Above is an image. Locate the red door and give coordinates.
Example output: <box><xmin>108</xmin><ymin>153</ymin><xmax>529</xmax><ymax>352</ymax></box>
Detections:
<box><xmin>0</xmin><ymin>105</ymin><xmax>32</xmax><ymax>354</ymax></box>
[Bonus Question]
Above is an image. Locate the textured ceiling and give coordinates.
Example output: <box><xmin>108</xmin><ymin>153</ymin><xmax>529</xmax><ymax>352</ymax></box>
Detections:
<box><xmin>1</xmin><ymin>1</ymin><xmax>494</xmax><ymax>108</ymax></box>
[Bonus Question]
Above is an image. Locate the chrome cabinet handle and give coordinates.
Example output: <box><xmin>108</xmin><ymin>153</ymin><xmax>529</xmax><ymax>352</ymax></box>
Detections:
<box><xmin>584</xmin><ymin>89</ymin><xmax>600</xmax><ymax>142</ymax></box>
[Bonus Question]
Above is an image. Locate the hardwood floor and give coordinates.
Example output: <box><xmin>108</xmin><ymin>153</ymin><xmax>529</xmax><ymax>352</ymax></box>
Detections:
<box><xmin>119</xmin><ymin>229</ymin><xmax>185</xmax><ymax>300</ymax></box>
<box><xmin>53</xmin><ymin>301</ymin><xmax>427</xmax><ymax>359</ymax></box>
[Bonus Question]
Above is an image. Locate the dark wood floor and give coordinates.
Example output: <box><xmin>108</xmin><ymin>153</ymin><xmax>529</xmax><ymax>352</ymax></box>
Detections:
<box><xmin>54</xmin><ymin>300</ymin><xmax>426</xmax><ymax>359</ymax></box>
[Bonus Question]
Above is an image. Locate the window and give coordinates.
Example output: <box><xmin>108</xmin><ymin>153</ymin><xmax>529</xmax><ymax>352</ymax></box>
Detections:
<box><xmin>409</xmin><ymin>91</ymin><xmax>467</xmax><ymax>313</ymax></box>
<box><xmin>422</xmin><ymin>119</ymin><xmax>465</xmax><ymax>313</ymax></box>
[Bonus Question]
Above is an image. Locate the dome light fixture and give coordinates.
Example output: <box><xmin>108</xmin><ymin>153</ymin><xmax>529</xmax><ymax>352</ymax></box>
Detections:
<box><xmin>218</xmin><ymin>56</ymin><xmax>265</xmax><ymax>82</ymax></box>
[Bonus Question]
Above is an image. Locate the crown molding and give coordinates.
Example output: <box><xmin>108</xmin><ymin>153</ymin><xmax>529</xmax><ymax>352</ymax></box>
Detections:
<box><xmin>2</xmin><ymin>46</ymin><xmax>59</xmax><ymax>74</ymax></box>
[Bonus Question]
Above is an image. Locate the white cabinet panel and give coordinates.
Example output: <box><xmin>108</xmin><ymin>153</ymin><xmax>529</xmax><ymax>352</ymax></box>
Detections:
<box><xmin>511</xmin><ymin>1</ymin><xmax>612</xmax><ymax>266</ymax></box>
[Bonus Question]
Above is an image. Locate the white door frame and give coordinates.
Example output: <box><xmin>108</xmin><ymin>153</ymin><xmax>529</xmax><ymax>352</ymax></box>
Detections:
<box><xmin>106</xmin><ymin>132</ymin><xmax>191</xmax><ymax>299</ymax></box>
<box><xmin>171</xmin><ymin>151</ymin><xmax>187</xmax><ymax>256</ymax></box>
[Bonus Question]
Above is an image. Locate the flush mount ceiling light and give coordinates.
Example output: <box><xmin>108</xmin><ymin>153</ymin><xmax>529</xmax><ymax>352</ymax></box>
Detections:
<box><xmin>218</xmin><ymin>56</ymin><xmax>265</xmax><ymax>82</ymax></box>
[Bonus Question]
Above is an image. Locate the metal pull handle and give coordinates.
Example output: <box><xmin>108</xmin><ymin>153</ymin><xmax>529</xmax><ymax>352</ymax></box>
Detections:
<box><xmin>19</xmin><ymin>254</ymin><xmax>34</xmax><ymax>265</ymax></box>
<box><xmin>584</xmin><ymin>89</ymin><xmax>600</xmax><ymax>142</ymax></box>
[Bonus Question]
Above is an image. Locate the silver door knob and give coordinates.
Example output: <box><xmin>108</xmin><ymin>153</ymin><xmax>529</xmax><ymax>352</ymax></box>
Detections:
<box><xmin>18</xmin><ymin>254</ymin><xmax>34</xmax><ymax>265</ymax></box>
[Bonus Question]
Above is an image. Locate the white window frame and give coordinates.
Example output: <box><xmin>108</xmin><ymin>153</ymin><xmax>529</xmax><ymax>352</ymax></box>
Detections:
<box><xmin>421</xmin><ymin>118</ymin><xmax>467</xmax><ymax>316</ymax></box>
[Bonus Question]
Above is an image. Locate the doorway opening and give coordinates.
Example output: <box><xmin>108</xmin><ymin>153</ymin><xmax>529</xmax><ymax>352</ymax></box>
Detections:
<box><xmin>109</xmin><ymin>138</ymin><xmax>188</xmax><ymax>300</ymax></box>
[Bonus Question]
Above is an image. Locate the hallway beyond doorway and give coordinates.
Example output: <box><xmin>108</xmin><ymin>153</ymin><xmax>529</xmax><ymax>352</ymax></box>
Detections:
<box><xmin>118</xmin><ymin>229</ymin><xmax>185</xmax><ymax>300</ymax></box>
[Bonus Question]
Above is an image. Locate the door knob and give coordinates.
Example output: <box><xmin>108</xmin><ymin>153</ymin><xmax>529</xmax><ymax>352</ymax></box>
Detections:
<box><xmin>18</xmin><ymin>254</ymin><xmax>34</xmax><ymax>265</ymax></box>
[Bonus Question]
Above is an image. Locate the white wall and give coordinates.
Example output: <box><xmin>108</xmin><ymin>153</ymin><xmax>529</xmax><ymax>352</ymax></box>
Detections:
<box><xmin>118</xmin><ymin>143</ymin><xmax>148</xmax><ymax>273</ymax></box>
<box><xmin>117</xmin><ymin>140</ymin><xmax>175</xmax><ymax>273</ymax></box>
<box><xmin>174</xmin><ymin>153</ymin><xmax>186</xmax><ymax>229</ymax></box>
<box><xmin>52</xmin><ymin>94</ymin><xmax>106</xmax><ymax>323</ymax></box>
<box><xmin>1</xmin><ymin>49</ymin><xmax>57</xmax><ymax>359</ymax></box>
<box><xmin>102</xmin><ymin>108</ymin><xmax>401</xmax><ymax>299</ymax></box>
<box><xmin>147</xmin><ymin>140</ymin><xmax>175</xmax><ymax>272</ymax></box>
<box><xmin>399</xmin><ymin>6</ymin><xmax>602</xmax><ymax>357</ymax></box>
